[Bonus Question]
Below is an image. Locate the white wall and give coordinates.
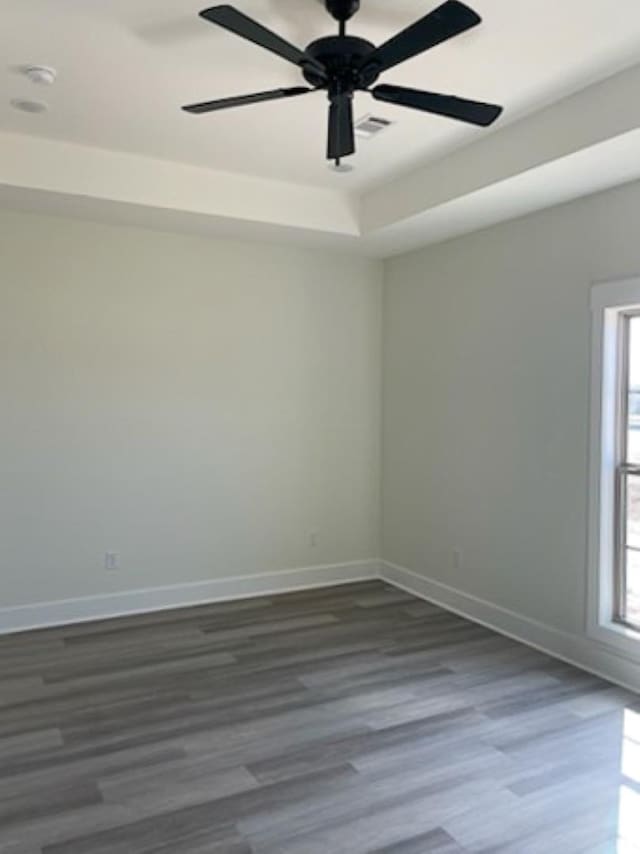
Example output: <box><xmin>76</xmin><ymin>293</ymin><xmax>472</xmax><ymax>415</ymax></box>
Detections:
<box><xmin>382</xmin><ymin>178</ymin><xmax>640</xmax><ymax>685</ymax></box>
<box><xmin>0</xmin><ymin>210</ymin><xmax>382</xmax><ymax>610</ymax></box>
<box><xmin>9</xmin><ymin>173</ymin><xmax>640</xmax><ymax>687</ymax></box>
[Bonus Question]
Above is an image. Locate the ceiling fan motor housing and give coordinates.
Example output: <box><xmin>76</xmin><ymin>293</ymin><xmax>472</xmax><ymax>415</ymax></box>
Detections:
<box><xmin>302</xmin><ymin>36</ymin><xmax>380</xmax><ymax>91</ymax></box>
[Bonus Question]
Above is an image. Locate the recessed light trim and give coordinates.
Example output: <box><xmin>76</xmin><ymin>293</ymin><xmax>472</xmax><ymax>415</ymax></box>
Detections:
<box><xmin>11</xmin><ymin>98</ymin><xmax>48</xmax><ymax>114</ymax></box>
<box><xmin>328</xmin><ymin>162</ymin><xmax>354</xmax><ymax>173</ymax></box>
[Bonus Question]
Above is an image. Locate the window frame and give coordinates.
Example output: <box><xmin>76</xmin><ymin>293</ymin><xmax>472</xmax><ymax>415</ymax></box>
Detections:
<box><xmin>613</xmin><ymin>309</ymin><xmax>640</xmax><ymax>627</ymax></box>
<box><xmin>589</xmin><ymin>277</ymin><xmax>640</xmax><ymax>658</ymax></box>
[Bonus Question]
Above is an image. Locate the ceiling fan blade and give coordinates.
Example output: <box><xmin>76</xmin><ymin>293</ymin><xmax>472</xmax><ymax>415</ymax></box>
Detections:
<box><xmin>327</xmin><ymin>94</ymin><xmax>355</xmax><ymax>161</ymax></box>
<box><xmin>183</xmin><ymin>86</ymin><xmax>312</xmax><ymax>114</ymax></box>
<box><xmin>372</xmin><ymin>84</ymin><xmax>503</xmax><ymax>127</ymax></box>
<box><xmin>200</xmin><ymin>6</ymin><xmax>325</xmax><ymax>76</ymax></box>
<box><xmin>360</xmin><ymin>0</ymin><xmax>481</xmax><ymax>74</ymax></box>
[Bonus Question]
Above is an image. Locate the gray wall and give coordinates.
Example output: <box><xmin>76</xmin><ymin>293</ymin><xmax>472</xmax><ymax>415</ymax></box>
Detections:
<box><xmin>383</xmin><ymin>178</ymin><xmax>640</xmax><ymax>640</ymax></box>
<box><xmin>0</xmin><ymin>210</ymin><xmax>382</xmax><ymax>608</ymax></box>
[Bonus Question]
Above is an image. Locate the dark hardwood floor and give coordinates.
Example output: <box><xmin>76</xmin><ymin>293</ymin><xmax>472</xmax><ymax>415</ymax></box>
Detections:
<box><xmin>0</xmin><ymin>580</ymin><xmax>637</xmax><ymax>853</ymax></box>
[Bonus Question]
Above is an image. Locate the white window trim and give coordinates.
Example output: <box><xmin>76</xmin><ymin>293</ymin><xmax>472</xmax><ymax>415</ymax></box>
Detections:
<box><xmin>588</xmin><ymin>276</ymin><xmax>640</xmax><ymax>659</ymax></box>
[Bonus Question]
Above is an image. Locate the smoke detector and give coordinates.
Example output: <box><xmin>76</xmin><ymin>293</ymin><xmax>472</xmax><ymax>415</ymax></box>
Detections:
<box><xmin>22</xmin><ymin>65</ymin><xmax>57</xmax><ymax>86</ymax></box>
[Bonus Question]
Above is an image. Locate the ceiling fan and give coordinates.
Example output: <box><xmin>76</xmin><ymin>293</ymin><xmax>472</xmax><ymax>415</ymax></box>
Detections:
<box><xmin>182</xmin><ymin>0</ymin><xmax>503</xmax><ymax>168</ymax></box>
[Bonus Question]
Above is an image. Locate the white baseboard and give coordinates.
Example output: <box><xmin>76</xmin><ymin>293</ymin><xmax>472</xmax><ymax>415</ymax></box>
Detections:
<box><xmin>380</xmin><ymin>560</ymin><xmax>640</xmax><ymax>693</ymax></box>
<box><xmin>0</xmin><ymin>559</ymin><xmax>381</xmax><ymax>636</ymax></box>
<box><xmin>5</xmin><ymin>556</ymin><xmax>639</xmax><ymax>693</ymax></box>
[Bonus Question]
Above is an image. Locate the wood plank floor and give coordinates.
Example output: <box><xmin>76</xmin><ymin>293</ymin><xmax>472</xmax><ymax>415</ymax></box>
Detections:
<box><xmin>0</xmin><ymin>580</ymin><xmax>637</xmax><ymax>853</ymax></box>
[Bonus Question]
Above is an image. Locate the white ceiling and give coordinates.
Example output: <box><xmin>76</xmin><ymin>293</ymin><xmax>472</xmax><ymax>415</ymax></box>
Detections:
<box><xmin>3</xmin><ymin>0</ymin><xmax>640</xmax><ymax>192</ymax></box>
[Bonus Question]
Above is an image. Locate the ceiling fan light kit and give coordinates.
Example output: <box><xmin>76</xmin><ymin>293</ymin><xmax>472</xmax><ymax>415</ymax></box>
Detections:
<box><xmin>182</xmin><ymin>0</ymin><xmax>503</xmax><ymax>168</ymax></box>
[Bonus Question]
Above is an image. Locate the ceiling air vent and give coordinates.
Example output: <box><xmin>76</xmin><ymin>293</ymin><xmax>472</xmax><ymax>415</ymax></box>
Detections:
<box><xmin>354</xmin><ymin>115</ymin><xmax>393</xmax><ymax>140</ymax></box>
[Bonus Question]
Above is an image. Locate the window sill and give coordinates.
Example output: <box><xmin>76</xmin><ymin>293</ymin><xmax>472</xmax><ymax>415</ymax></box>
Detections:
<box><xmin>588</xmin><ymin>617</ymin><xmax>640</xmax><ymax>662</ymax></box>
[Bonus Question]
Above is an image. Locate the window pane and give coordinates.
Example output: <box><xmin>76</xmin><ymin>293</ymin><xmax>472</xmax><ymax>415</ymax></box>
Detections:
<box><xmin>627</xmin><ymin>474</ymin><xmax>640</xmax><ymax>550</ymax></box>
<box><xmin>623</xmin><ymin>471</ymin><xmax>640</xmax><ymax>626</ymax></box>
<box><xmin>625</xmin><ymin>548</ymin><xmax>640</xmax><ymax>627</ymax></box>
<box><xmin>627</xmin><ymin>316</ymin><xmax>640</xmax><ymax>464</ymax></box>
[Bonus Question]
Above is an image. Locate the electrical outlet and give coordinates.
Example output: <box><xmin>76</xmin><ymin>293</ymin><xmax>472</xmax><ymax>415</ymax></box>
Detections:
<box><xmin>452</xmin><ymin>548</ymin><xmax>463</xmax><ymax>570</ymax></box>
<box><xmin>104</xmin><ymin>552</ymin><xmax>120</xmax><ymax>571</ymax></box>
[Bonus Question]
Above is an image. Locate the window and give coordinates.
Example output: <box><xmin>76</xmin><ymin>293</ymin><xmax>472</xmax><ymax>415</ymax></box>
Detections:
<box><xmin>589</xmin><ymin>278</ymin><xmax>640</xmax><ymax>655</ymax></box>
<box><xmin>615</xmin><ymin>313</ymin><xmax>640</xmax><ymax>628</ymax></box>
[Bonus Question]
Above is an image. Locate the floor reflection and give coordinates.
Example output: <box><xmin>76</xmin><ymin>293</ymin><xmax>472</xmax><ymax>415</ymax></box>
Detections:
<box><xmin>617</xmin><ymin>710</ymin><xmax>640</xmax><ymax>853</ymax></box>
